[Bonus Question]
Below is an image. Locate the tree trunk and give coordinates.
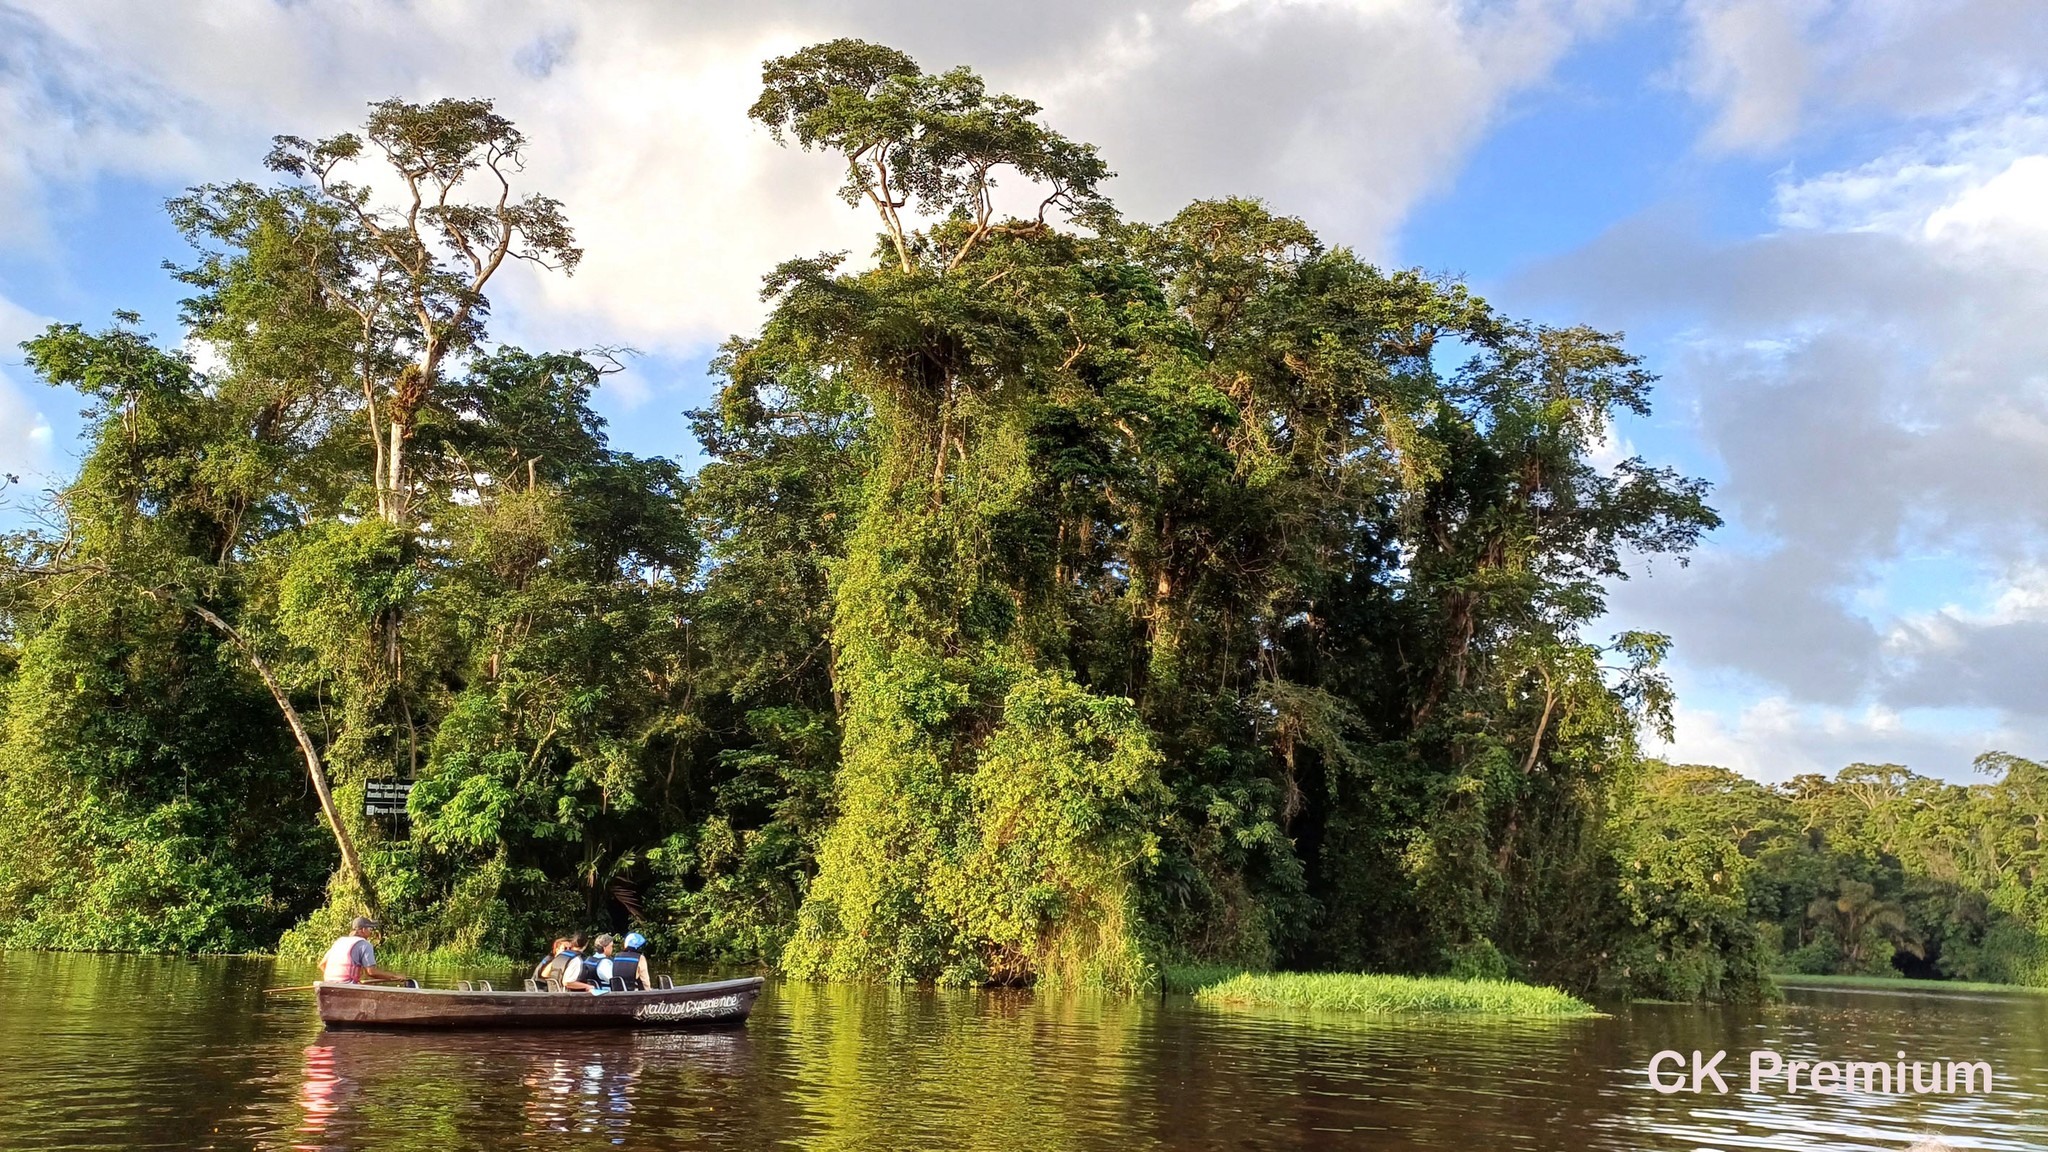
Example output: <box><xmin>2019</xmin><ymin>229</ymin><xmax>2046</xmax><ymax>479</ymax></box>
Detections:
<box><xmin>386</xmin><ymin>420</ymin><xmax>407</xmax><ymax>525</ymax></box>
<box><xmin>188</xmin><ymin>603</ymin><xmax>373</xmax><ymax>904</ymax></box>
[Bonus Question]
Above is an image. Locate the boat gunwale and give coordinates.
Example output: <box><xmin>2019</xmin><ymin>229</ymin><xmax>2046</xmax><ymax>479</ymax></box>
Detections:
<box><xmin>314</xmin><ymin>976</ymin><xmax>765</xmax><ymax>1001</ymax></box>
<box><xmin>314</xmin><ymin>975</ymin><xmax>765</xmax><ymax>1030</ymax></box>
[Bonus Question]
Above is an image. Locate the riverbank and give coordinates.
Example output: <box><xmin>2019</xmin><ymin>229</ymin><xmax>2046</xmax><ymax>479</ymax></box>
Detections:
<box><xmin>1167</xmin><ymin>967</ymin><xmax>1598</xmax><ymax>1018</ymax></box>
<box><xmin>1771</xmin><ymin>972</ymin><xmax>2048</xmax><ymax>997</ymax></box>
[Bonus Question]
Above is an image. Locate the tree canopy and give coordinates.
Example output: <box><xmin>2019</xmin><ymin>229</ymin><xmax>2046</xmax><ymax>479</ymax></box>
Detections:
<box><xmin>2</xmin><ymin>43</ymin><xmax>1958</xmax><ymax>1002</ymax></box>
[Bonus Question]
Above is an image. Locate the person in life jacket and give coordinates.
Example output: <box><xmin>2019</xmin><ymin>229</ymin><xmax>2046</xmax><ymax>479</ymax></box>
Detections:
<box><xmin>612</xmin><ymin>933</ymin><xmax>650</xmax><ymax>991</ymax></box>
<box><xmin>531</xmin><ymin>937</ymin><xmax>568</xmax><ymax>984</ymax></box>
<box><xmin>319</xmin><ymin>916</ymin><xmax>408</xmax><ymax>985</ymax></box>
<box><xmin>566</xmin><ymin>934</ymin><xmax>614</xmax><ymax>993</ymax></box>
<box><xmin>541</xmin><ymin>932</ymin><xmax>585</xmax><ymax>988</ymax></box>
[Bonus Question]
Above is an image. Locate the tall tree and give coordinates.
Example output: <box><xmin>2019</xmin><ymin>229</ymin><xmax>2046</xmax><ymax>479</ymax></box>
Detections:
<box><xmin>257</xmin><ymin>97</ymin><xmax>581</xmax><ymax>526</ymax></box>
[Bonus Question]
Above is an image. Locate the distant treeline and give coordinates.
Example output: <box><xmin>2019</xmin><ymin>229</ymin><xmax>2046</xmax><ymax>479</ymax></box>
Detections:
<box><xmin>0</xmin><ymin>41</ymin><xmax>1778</xmax><ymax>997</ymax></box>
<box><xmin>1631</xmin><ymin>758</ymin><xmax>2048</xmax><ymax>988</ymax></box>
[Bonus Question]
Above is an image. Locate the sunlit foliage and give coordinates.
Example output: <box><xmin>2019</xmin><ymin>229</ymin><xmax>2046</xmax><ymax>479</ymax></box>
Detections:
<box><xmin>0</xmin><ymin>47</ymin><xmax>1770</xmax><ymax>999</ymax></box>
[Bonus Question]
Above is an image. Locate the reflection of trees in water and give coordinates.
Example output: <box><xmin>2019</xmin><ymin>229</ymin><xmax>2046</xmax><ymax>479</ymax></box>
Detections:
<box><xmin>286</xmin><ymin>1028</ymin><xmax>752</xmax><ymax>1150</ymax></box>
<box><xmin>775</xmin><ymin>983</ymin><xmax>1150</xmax><ymax>1151</ymax></box>
<box><xmin>0</xmin><ymin>956</ymin><xmax>285</xmax><ymax>1150</ymax></box>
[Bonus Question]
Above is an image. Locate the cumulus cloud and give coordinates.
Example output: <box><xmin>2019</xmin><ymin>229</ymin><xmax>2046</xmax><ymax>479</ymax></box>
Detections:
<box><xmin>1526</xmin><ymin>103</ymin><xmax>2048</xmax><ymax>776</ymax></box>
<box><xmin>0</xmin><ymin>0</ymin><xmax>1620</xmax><ymax>352</ymax></box>
<box><xmin>1682</xmin><ymin>0</ymin><xmax>2048</xmax><ymax>152</ymax></box>
<box><xmin>1682</xmin><ymin>0</ymin><xmax>1825</xmax><ymax>151</ymax></box>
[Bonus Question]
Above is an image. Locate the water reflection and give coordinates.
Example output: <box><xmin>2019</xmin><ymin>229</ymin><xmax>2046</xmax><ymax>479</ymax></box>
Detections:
<box><xmin>4</xmin><ymin>954</ymin><xmax>2048</xmax><ymax>1151</ymax></box>
<box><xmin>283</xmin><ymin>1028</ymin><xmax>754</xmax><ymax>1150</ymax></box>
<box><xmin>294</xmin><ymin>1042</ymin><xmax>343</xmax><ymax>1148</ymax></box>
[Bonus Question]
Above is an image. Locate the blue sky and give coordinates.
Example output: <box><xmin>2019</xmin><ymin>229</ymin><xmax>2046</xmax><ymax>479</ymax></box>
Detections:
<box><xmin>6</xmin><ymin>0</ymin><xmax>2048</xmax><ymax>781</ymax></box>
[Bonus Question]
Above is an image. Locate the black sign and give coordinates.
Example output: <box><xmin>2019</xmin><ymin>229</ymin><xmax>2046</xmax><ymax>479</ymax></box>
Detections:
<box><xmin>365</xmin><ymin>780</ymin><xmax>414</xmax><ymax>818</ymax></box>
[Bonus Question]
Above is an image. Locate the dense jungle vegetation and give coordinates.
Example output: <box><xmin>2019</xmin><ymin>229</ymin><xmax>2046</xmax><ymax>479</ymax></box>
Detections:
<box><xmin>1638</xmin><ymin>758</ymin><xmax>2048</xmax><ymax>987</ymax></box>
<box><xmin>2</xmin><ymin>40</ymin><xmax>2033</xmax><ymax>1000</ymax></box>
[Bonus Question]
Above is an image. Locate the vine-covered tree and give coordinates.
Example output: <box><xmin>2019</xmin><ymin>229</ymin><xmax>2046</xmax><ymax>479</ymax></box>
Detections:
<box><xmin>0</xmin><ymin>46</ymin><xmax>1827</xmax><ymax>1001</ymax></box>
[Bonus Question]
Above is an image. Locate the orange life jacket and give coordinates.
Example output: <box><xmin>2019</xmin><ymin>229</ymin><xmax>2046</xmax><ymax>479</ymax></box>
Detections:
<box><xmin>321</xmin><ymin>935</ymin><xmax>370</xmax><ymax>983</ymax></box>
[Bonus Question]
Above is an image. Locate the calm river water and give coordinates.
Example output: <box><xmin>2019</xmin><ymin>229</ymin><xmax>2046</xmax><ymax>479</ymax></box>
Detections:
<box><xmin>1</xmin><ymin>954</ymin><xmax>2044</xmax><ymax>1150</ymax></box>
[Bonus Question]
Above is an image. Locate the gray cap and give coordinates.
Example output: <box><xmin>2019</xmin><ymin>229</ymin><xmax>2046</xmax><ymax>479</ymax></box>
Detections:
<box><xmin>351</xmin><ymin>916</ymin><xmax>380</xmax><ymax>932</ymax></box>
<box><xmin>594</xmin><ymin>933</ymin><xmax>616</xmax><ymax>950</ymax></box>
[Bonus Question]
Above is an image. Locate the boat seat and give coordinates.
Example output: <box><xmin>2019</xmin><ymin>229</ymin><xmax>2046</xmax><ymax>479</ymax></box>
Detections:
<box><xmin>609</xmin><ymin>976</ymin><xmax>627</xmax><ymax>992</ymax></box>
<box><xmin>477</xmin><ymin>980</ymin><xmax>493</xmax><ymax>992</ymax></box>
<box><xmin>547</xmin><ymin>978</ymin><xmax>564</xmax><ymax>992</ymax></box>
<box><xmin>457</xmin><ymin>981</ymin><xmax>473</xmax><ymax>991</ymax></box>
<box><xmin>656</xmin><ymin>976</ymin><xmax>674</xmax><ymax>990</ymax></box>
<box><xmin>523</xmin><ymin>979</ymin><xmax>540</xmax><ymax>992</ymax></box>
<box><xmin>403</xmin><ymin>979</ymin><xmax>420</xmax><ymax>989</ymax></box>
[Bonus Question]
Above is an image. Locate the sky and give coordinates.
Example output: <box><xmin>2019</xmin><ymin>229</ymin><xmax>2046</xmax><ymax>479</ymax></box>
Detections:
<box><xmin>4</xmin><ymin>0</ymin><xmax>2047</xmax><ymax>783</ymax></box>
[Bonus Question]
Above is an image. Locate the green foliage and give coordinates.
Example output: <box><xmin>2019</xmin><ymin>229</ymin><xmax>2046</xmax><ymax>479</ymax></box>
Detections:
<box><xmin>1193</xmin><ymin>970</ymin><xmax>1598</xmax><ymax>1017</ymax></box>
<box><xmin>750</xmin><ymin>38</ymin><xmax>1109</xmax><ymax>272</ymax></box>
<box><xmin>2</xmin><ymin>44</ymin><xmax>1766</xmax><ymax>1003</ymax></box>
<box><xmin>0</xmin><ymin>320</ymin><xmax>334</xmax><ymax>950</ymax></box>
<box><xmin>1604</xmin><ymin>764</ymin><xmax>1774</xmax><ymax>1000</ymax></box>
<box><xmin>1606</xmin><ymin>756</ymin><xmax>2048</xmax><ymax>995</ymax></box>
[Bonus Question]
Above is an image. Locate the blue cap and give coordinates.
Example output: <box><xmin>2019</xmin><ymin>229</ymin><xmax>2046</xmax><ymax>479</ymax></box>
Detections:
<box><xmin>624</xmin><ymin>932</ymin><xmax>646</xmax><ymax>950</ymax></box>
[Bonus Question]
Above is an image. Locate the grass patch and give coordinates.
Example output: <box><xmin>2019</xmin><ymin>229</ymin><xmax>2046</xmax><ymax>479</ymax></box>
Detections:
<box><xmin>1162</xmin><ymin>964</ymin><xmax>1251</xmax><ymax>995</ymax></box>
<box><xmin>1178</xmin><ymin>969</ymin><xmax>1598</xmax><ymax>1018</ymax></box>
<box><xmin>1773</xmin><ymin>973</ymin><xmax>2048</xmax><ymax>997</ymax></box>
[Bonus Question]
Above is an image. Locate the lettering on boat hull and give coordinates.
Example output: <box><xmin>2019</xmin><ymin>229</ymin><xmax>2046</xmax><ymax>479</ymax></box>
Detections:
<box><xmin>635</xmin><ymin>994</ymin><xmax>744</xmax><ymax>1022</ymax></box>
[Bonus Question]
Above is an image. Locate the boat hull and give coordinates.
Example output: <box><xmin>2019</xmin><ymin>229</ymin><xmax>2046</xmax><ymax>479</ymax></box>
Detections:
<box><xmin>315</xmin><ymin>977</ymin><xmax>764</xmax><ymax>1030</ymax></box>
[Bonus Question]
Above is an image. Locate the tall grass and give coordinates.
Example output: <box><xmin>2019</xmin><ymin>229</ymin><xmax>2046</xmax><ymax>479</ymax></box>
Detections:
<box><xmin>1176</xmin><ymin>969</ymin><xmax>1598</xmax><ymax>1018</ymax></box>
<box><xmin>1162</xmin><ymin>964</ymin><xmax>1251</xmax><ymax>995</ymax></box>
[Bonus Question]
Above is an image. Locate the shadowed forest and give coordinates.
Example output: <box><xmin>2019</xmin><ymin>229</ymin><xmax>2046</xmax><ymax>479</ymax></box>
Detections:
<box><xmin>2</xmin><ymin>40</ymin><xmax>2041</xmax><ymax>1000</ymax></box>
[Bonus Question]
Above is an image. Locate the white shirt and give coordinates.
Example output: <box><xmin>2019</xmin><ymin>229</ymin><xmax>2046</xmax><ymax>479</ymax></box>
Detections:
<box><xmin>566</xmin><ymin>954</ymin><xmax>614</xmax><ymax>993</ymax></box>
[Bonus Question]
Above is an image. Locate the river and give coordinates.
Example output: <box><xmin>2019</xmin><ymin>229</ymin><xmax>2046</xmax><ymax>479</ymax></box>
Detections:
<box><xmin>0</xmin><ymin>954</ymin><xmax>2041</xmax><ymax>1150</ymax></box>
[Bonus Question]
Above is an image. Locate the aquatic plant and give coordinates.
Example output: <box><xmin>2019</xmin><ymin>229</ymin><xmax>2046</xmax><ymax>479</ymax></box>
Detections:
<box><xmin>1189</xmin><ymin>971</ymin><xmax>1598</xmax><ymax>1018</ymax></box>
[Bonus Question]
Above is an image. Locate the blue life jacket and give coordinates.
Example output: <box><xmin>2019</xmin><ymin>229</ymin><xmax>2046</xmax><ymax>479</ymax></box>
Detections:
<box><xmin>612</xmin><ymin>950</ymin><xmax>645</xmax><ymax>990</ymax></box>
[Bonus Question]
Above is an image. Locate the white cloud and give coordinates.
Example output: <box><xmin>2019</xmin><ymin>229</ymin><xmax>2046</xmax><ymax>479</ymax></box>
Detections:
<box><xmin>0</xmin><ymin>384</ymin><xmax>52</xmax><ymax>476</ymax></box>
<box><xmin>1527</xmin><ymin>101</ymin><xmax>2048</xmax><ymax>774</ymax></box>
<box><xmin>1682</xmin><ymin>0</ymin><xmax>1824</xmax><ymax>151</ymax></box>
<box><xmin>1681</xmin><ymin>0</ymin><xmax>2048</xmax><ymax>153</ymax></box>
<box><xmin>0</xmin><ymin>0</ymin><xmax>1619</xmax><ymax>355</ymax></box>
<box><xmin>1923</xmin><ymin>153</ymin><xmax>2048</xmax><ymax>248</ymax></box>
<box><xmin>1651</xmin><ymin>695</ymin><xmax>2019</xmax><ymax>783</ymax></box>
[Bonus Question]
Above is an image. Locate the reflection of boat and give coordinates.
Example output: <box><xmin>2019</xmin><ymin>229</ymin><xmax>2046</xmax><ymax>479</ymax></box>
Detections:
<box><xmin>316</xmin><ymin>976</ymin><xmax>763</xmax><ymax>1029</ymax></box>
<box><xmin>292</xmin><ymin>1024</ymin><xmax>756</xmax><ymax>1147</ymax></box>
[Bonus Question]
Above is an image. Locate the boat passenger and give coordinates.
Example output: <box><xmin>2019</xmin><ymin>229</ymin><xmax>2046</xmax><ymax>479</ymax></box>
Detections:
<box><xmin>567</xmin><ymin>934</ymin><xmax>614</xmax><ymax>993</ymax></box>
<box><xmin>542</xmin><ymin>933</ymin><xmax>586</xmax><ymax>987</ymax></box>
<box><xmin>612</xmin><ymin>933</ymin><xmax>650</xmax><ymax>991</ymax></box>
<box><xmin>320</xmin><ymin>916</ymin><xmax>407</xmax><ymax>985</ymax></box>
<box><xmin>531</xmin><ymin>937</ymin><xmax>568</xmax><ymax>984</ymax></box>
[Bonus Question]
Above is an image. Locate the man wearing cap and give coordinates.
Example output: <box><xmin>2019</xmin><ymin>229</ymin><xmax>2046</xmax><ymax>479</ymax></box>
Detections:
<box><xmin>319</xmin><ymin>916</ymin><xmax>408</xmax><ymax>985</ymax></box>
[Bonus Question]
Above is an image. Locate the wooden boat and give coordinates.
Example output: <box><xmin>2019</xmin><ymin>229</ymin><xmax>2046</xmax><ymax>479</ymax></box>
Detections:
<box><xmin>316</xmin><ymin>976</ymin><xmax>764</xmax><ymax>1030</ymax></box>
